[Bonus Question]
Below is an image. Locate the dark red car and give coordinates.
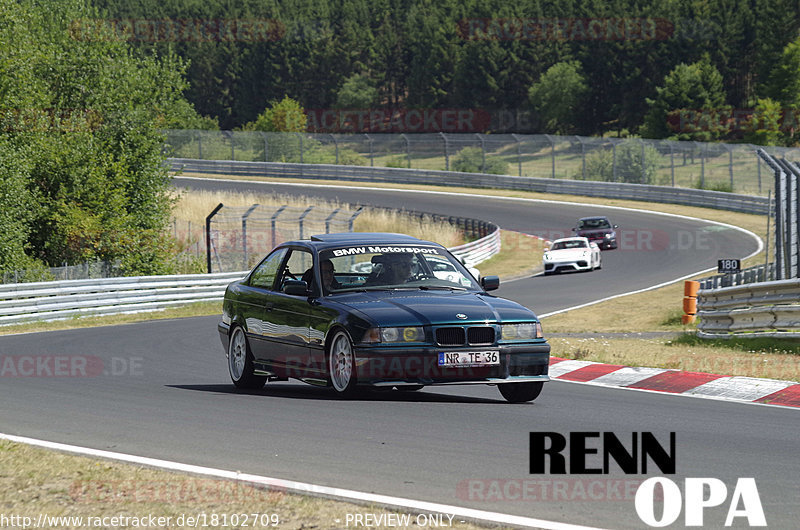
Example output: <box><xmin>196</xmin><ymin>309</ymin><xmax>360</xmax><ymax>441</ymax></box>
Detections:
<box><xmin>572</xmin><ymin>216</ymin><xmax>618</xmax><ymax>250</ymax></box>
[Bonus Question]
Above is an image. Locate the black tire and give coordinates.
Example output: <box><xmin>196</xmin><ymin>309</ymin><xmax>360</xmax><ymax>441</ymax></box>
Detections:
<box><xmin>328</xmin><ymin>330</ymin><xmax>358</xmax><ymax>396</ymax></box>
<box><xmin>228</xmin><ymin>326</ymin><xmax>267</xmax><ymax>389</ymax></box>
<box><xmin>498</xmin><ymin>382</ymin><xmax>544</xmax><ymax>403</ymax></box>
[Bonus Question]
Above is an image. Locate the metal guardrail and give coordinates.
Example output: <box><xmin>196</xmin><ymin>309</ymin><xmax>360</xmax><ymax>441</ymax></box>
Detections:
<box><xmin>169</xmin><ymin>158</ymin><xmax>770</xmax><ymax>215</ymax></box>
<box><xmin>0</xmin><ymin>229</ymin><xmax>500</xmax><ymax>325</ymax></box>
<box><xmin>699</xmin><ymin>263</ymin><xmax>776</xmax><ymax>290</ymax></box>
<box><xmin>697</xmin><ymin>279</ymin><xmax>800</xmax><ymax>338</ymax></box>
<box><xmin>0</xmin><ymin>272</ymin><xmax>246</xmax><ymax>326</ymax></box>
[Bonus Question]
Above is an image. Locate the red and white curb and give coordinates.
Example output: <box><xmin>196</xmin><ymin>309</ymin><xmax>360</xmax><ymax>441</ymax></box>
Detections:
<box><xmin>549</xmin><ymin>358</ymin><xmax>800</xmax><ymax>409</ymax></box>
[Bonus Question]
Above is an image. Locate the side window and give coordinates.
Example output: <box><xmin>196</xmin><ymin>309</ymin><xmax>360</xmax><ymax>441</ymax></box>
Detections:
<box><xmin>279</xmin><ymin>249</ymin><xmax>313</xmax><ymax>290</ymax></box>
<box><xmin>249</xmin><ymin>248</ymin><xmax>287</xmax><ymax>290</ymax></box>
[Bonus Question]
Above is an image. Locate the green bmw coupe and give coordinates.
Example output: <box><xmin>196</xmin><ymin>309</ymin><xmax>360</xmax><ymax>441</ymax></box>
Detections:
<box><xmin>218</xmin><ymin>233</ymin><xmax>550</xmax><ymax>402</ymax></box>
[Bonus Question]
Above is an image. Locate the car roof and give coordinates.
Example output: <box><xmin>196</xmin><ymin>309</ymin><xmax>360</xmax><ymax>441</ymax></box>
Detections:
<box><xmin>578</xmin><ymin>216</ymin><xmax>610</xmax><ymax>221</ymax></box>
<box><xmin>280</xmin><ymin>232</ymin><xmax>443</xmax><ymax>251</ymax></box>
<box><xmin>551</xmin><ymin>236</ymin><xmax>590</xmax><ymax>244</ymax></box>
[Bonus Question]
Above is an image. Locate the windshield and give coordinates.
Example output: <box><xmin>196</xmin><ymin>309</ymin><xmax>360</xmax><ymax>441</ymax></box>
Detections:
<box><xmin>319</xmin><ymin>245</ymin><xmax>481</xmax><ymax>292</ymax></box>
<box><xmin>551</xmin><ymin>240</ymin><xmax>587</xmax><ymax>250</ymax></box>
<box><xmin>578</xmin><ymin>218</ymin><xmax>611</xmax><ymax>229</ymax></box>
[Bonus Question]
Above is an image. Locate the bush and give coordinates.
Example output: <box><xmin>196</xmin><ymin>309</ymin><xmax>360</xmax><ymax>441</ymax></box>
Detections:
<box><xmin>582</xmin><ymin>142</ymin><xmax>662</xmax><ymax>184</ymax></box>
<box><xmin>451</xmin><ymin>147</ymin><xmax>508</xmax><ymax>175</ymax></box>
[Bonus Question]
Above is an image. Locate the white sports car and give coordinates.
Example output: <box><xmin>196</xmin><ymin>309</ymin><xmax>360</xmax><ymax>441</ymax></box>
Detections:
<box><xmin>542</xmin><ymin>237</ymin><xmax>601</xmax><ymax>275</ymax></box>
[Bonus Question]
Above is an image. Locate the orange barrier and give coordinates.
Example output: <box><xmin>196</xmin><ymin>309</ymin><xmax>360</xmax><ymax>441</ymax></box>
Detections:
<box><xmin>682</xmin><ymin>280</ymin><xmax>700</xmax><ymax>325</ymax></box>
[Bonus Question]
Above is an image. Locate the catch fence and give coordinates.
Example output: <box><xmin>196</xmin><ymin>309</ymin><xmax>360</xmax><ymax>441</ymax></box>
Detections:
<box><xmin>164</xmin><ymin>130</ymin><xmax>800</xmax><ymax>196</ymax></box>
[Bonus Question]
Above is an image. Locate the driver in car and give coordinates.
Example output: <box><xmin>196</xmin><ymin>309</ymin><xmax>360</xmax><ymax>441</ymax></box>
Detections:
<box><xmin>367</xmin><ymin>253</ymin><xmax>415</xmax><ymax>285</ymax></box>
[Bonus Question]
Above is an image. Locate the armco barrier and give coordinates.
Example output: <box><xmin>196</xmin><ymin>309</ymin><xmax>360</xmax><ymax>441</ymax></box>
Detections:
<box><xmin>0</xmin><ymin>272</ymin><xmax>246</xmax><ymax>326</ymax></box>
<box><xmin>697</xmin><ymin>279</ymin><xmax>800</xmax><ymax>338</ymax></box>
<box><xmin>168</xmin><ymin>158</ymin><xmax>770</xmax><ymax>215</ymax></box>
<box><xmin>0</xmin><ymin>229</ymin><xmax>499</xmax><ymax>326</ymax></box>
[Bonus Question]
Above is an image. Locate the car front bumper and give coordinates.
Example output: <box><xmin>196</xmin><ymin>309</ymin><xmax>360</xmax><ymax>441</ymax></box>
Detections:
<box><xmin>352</xmin><ymin>342</ymin><xmax>550</xmax><ymax>386</ymax></box>
<box><xmin>543</xmin><ymin>259</ymin><xmax>592</xmax><ymax>272</ymax></box>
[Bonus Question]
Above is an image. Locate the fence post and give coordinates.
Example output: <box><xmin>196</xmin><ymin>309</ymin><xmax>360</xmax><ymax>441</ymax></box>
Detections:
<box><xmin>297</xmin><ymin>133</ymin><xmax>304</xmax><ymax>164</ymax></box>
<box><xmin>440</xmin><ymin>132</ymin><xmax>449</xmax><ymax>171</ymax></box>
<box><xmin>575</xmin><ymin>135</ymin><xmax>586</xmax><ymax>180</ymax></box>
<box><xmin>260</xmin><ymin>132</ymin><xmax>269</xmax><ymax>162</ymax></box>
<box><xmin>298</xmin><ymin>206</ymin><xmax>314</xmax><ymax>240</ymax></box>
<box><xmin>727</xmin><ymin>144</ymin><xmax>734</xmax><ymax>190</ymax></box>
<box><xmin>475</xmin><ymin>133</ymin><xmax>486</xmax><ymax>172</ymax></box>
<box><xmin>271</xmin><ymin>205</ymin><xmax>287</xmax><ymax>249</ymax></box>
<box><xmin>197</xmin><ymin>131</ymin><xmax>203</xmax><ymax>159</ymax></box>
<box><xmin>348</xmin><ymin>207</ymin><xmax>363</xmax><ymax>231</ymax></box>
<box><xmin>330</xmin><ymin>133</ymin><xmax>339</xmax><ymax>164</ymax></box>
<box><xmin>669</xmin><ymin>142</ymin><xmax>675</xmax><ymax>187</ymax></box>
<box><xmin>224</xmin><ymin>130</ymin><xmax>234</xmax><ymax>161</ymax></box>
<box><xmin>365</xmin><ymin>133</ymin><xmax>374</xmax><ymax>167</ymax></box>
<box><xmin>612</xmin><ymin>140</ymin><xmax>618</xmax><ymax>182</ymax></box>
<box><xmin>206</xmin><ymin>203</ymin><xmax>224</xmax><ymax>274</ymax></box>
<box><xmin>242</xmin><ymin>204</ymin><xmax>259</xmax><ymax>270</ymax></box>
<box><xmin>640</xmin><ymin>138</ymin><xmax>646</xmax><ymax>183</ymax></box>
<box><xmin>401</xmin><ymin>133</ymin><xmax>411</xmax><ymax>168</ymax></box>
<box><xmin>325</xmin><ymin>208</ymin><xmax>341</xmax><ymax>233</ymax></box>
<box><xmin>511</xmin><ymin>133</ymin><xmax>522</xmax><ymax>176</ymax></box>
<box><xmin>544</xmin><ymin>134</ymin><xmax>555</xmax><ymax>178</ymax></box>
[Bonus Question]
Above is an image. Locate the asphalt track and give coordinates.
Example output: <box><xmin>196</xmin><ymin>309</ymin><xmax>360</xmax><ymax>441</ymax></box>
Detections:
<box><xmin>1</xmin><ymin>178</ymin><xmax>797</xmax><ymax>529</ymax></box>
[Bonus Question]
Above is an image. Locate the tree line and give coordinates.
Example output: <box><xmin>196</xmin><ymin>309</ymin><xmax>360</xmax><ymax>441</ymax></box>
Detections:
<box><xmin>92</xmin><ymin>0</ymin><xmax>800</xmax><ymax>143</ymax></box>
<box><xmin>0</xmin><ymin>0</ymin><xmax>206</xmax><ymax>276</ymax></box>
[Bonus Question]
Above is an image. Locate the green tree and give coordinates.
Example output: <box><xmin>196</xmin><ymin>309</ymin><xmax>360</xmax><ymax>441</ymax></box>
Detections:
<box><xmin>528</xmin><ymin>61</ymin><xmax>588</xmax><ymax>134</ymax></box>
<box><xmin>335</xmin><ymin>73</ymin><xmax>378</xmax><ymax>108</ymax></box>
<box><xmin>1</xmin><ymin>0</ymin><xmax>201</xmax><ymax>276</ymax></box>
<box><xmin>764</xmin><ymin>38</ymin><xmax>800</xmax><ymax>108</ymax></box>
<box><xmin>743</xmin><ymin>98</ymin><xmax>782</xmax><ymax>146</ymax></box>
<box><xmin>642</xmin><ymin>55</ymin><xmax>727</xmax><ymax>140</ymax></box>
<box><xmin>451</xmin><ymin>147</ymin><xmax>508</xmax><ymax>175</ymax></box>
<box><xmin>252</xmin><ymin>96</ymin><xmax>307</xmax><ymax>132</ymax></box>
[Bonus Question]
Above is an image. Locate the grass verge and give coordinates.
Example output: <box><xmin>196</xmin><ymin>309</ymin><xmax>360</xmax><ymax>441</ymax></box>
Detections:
<box><xmin>0</xmin><ymin>439</ymin><xmax>504</xmax><ymax>530</ymax></box>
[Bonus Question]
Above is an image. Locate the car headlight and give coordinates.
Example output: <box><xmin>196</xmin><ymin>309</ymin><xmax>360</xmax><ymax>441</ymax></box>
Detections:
<box><xmin>605</xmin><ymin>233</ymin><xmax>613</xmax><ymax>239</ymax></box>
<box><xmin>501</xmin><ymin>322</ymin><xmax>543</xmax><ymax>340</ymax></box>
<box><xmin>362</xmin><ymin>326</ymin><xmax>425</xmax><ymax>343</ymax></box>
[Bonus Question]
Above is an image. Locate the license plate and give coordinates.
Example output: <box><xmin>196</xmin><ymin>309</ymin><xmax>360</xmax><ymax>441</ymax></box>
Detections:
<box><xmin>438</xmin><ymin>351</ymin><xmax>499</xmax><ymax>367</ymax></box>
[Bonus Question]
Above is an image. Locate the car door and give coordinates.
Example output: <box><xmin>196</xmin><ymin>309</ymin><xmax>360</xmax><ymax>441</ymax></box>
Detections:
<box><xmin>263</xmin><ymin>248</ymin><xmax>315</xmax><ymax>377</ymax></box>
<box><xmin>239</xmin><ymin>247</ymin><xmax>288</xmax><ymax>365</ymax></box>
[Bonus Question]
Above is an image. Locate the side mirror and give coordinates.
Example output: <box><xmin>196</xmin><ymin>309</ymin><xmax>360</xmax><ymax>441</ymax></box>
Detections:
<box><xmin>284</xmin><ymin>279</ymin><xmax>310</xmax><ymax>296</ymax></box>
<box><xmin>613</xmin><ymin>224</ymin><xmax>619</xmax><ymax>229</ymax></box>
<box><xmin>481</xmin><ymin>275</ymin><xmax>500</xmax><ymax>291</ymax></box>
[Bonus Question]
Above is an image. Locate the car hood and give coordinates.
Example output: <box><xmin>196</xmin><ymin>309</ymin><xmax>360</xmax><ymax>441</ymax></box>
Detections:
<box><xmin>548</xmin><ymin>248</ymin><xmax>591</xmax><ymax>258</ymax></box>
<box><xmin>577</xmin><ymin>229</ymin><xmax>612</xmax><ymax>237</ymax></box>
<box><xmin>331</xmin><ymin>290</ymin><xmax>537</xmax><ymax>326</ymax></box>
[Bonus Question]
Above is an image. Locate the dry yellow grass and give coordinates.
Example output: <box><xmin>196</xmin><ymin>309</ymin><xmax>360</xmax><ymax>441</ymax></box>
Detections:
<box><xmin>0</xmin><ymin>439</ymin><xmax>505</xmax><ymax>530</ymax></box>
<box><xmin>172</xmin><ymin>188</ymin><xmax>464</xmax><ymax>248</ymax></box>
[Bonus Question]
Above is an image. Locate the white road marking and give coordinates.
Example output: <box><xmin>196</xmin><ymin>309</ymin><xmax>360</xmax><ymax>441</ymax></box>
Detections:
<box><xmin>0</xmin><ymin>432</ymin><xmax>605</xmax><ymax>530</ymax></box>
